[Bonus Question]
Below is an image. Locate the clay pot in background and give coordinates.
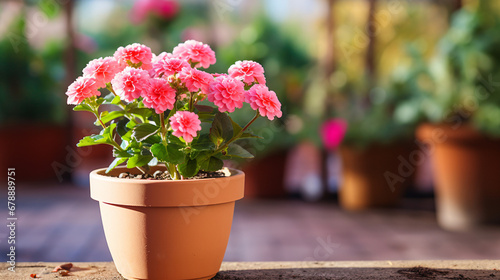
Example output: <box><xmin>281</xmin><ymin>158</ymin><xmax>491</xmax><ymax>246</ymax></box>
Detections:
<box><xmin>242</xmin><ymin>150</ymin><xmax>288</xmax><ymax>198</ymax></box>
<box><xmin>339</xmin><ymin>142</ymin><xmax>416</xmax><ymax>210</ymax></box>
<box><xmin>90</xmin><ymin>166</ymin><xmax>244</xmax><ymax>280</ymax></box>
<box><xmin>417</xmin><ymin>124</ymin><xmax>500</xmax><ymax>231</ymax></box>
<box><xmin>0</xmin><ymin>123</ymin><xmax>68</xmax><ymax>181</ymax></box>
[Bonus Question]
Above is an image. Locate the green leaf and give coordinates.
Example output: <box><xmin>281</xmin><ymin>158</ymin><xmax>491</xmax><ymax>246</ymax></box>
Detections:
<box><xmin>106</xmin><ymin>158</ymin><xmax>127</xmax><ymax>173</ymax></box>
<box><xmin>77</xmin><ymin>135</ymin><xmax>108</xmax><ymax>147</ymax></box>
<box><xmin>191</xmin><ymin>134</ymin><xmax>215</xmax><ymax>151</ymax></box>
<box><xmin>150</xmin><ymin>143</ymin><xmax>168</xmax><ymax>161</ymax></box>
<box><xmin>210</xmin><ymin>112</ymin><xmax>233</xmax><ymax>146</ymax></box>
<box><xmin>127</xmin><ymin>154</ymin><xmax>154</xmax><ymax>169</ymax></box>
<box><xmin>231</xmin><ymin>118</ymin><xmax>243</xmax><ymax>136</ymax></box>
<box><xmin>73</xmin><ymin>103</ymin><xmax>93</xmax><ymax>112</ymax></box>
<box><xmin>116</xmin><ymin>118</ymin><xmax>130</xmax><ymax>138</ymax></box>
<box><xmin>226</xmin><ymin>143</ymin><xmax>254</xmax><ymax>158</ymax></box>
<box><xmin>168</xmin><ymin>132</ymin><xmax>186</xmax><ymax>146</ymax></box>
<box><xmin>100</xmin><ymin>111</ymin><xmax>126</xmax><ymax>124</ymax></box>
<box><xmin>199</xmin><ymin>156</ymin><xmax>224</xmax><ymax>172</ymax></box>
<box><xmin>178</xmin><ymin>158</ymin><xmax>199</xmax><ymax>178</ymax></box>
<box><xmin>239</xmin><ymin>132</ymin><xmax>263</xmax><ymax>139</ymax></box>
<box><xmin>129</xmin><ymin>108</ymin><xmax>153</xmax><ymax>120</ymax></box>
<box><xmin>167</xmin><ymin>144</ymin><xmax>185</xmax><ymax>164</ymax></box>
<box><xmin>132</xmin><ymin>123</ymin><xmax>160</xmax><ymax>142</ymax></box>
<box><xmin>113</xmin><ymin>148</ymin><xmax>131</xmax><ymax>158</ymax></box>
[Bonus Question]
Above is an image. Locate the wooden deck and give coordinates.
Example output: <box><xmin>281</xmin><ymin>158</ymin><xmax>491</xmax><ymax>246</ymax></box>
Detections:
<box><xmin>2</xmin><ymin>183</ymin><xmax>500</xmax><ymax>263</ymax></box>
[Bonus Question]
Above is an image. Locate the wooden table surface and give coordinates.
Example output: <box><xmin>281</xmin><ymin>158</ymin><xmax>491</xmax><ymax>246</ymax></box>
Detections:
<box><xmin>1</xmin><ymin>260</ymin><xmax>499</xmax><ymax>279</ymax></box>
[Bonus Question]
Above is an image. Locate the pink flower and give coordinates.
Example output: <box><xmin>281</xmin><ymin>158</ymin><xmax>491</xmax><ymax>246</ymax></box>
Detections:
<box><xmin>207</xmin><ymin>76</ymin><xmax>245</xmax><ymax>113</ymax></box>
<box><xmin>111</xmin><ymin>67</ymin><xmax>150</xmax><ymax>102</ymax></box>
<box><xmin>228</xmin><ymin>60</ymin><xmax>266</xmax><ymax>85</ymax></box>
<box><xmin>114</xmin><ymin>43</ymin><xmax>153</xmax><ymax>70</ymax></box>
<box><xmin>142</xmin><ymin>78</ymin><xmax>177</xmax><ymax>114</ymax></box>
<box><xmin>82</xmin><ymin>57</ymin><xmax>121</xmax><ymax>88</ymax></box>
<box><xmin>245</xmin><ymin>84</ymin><xmax>282</xmax><ymax>120</ymax></box>
<box><xmin>65</xmin><ymin>76</ymin><xmax>100</xmax><ymax>105</ymax></box>
<box><xmin>151</xmin><ymin>56</ymin><xmax>189</xmax><ymax>78</ymax></box>
<box><xmin>130</xmin><ymin>0</ymin><xmax>179</xmax><ymax>24</ymax></box>
<box><xmin>320</xmin><ymin>119</ymin><xmax>347</xmax><ymax>150</ymax></box>
<box><xmin>169</xmin><ymin>111</ymin><xmax>202</xmax><ymax>143</ymax></box>
<box><xmin>172</xmin><ymin>40</ymin><xmax>216</xmax><ymax>68</ymax></box>
<box><xmin>178</xmin><ymin>67</ymin><xmax>213</xmax><ymax>93</ymax></box>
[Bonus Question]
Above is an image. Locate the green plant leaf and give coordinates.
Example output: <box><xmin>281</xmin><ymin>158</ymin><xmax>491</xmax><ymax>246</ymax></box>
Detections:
<box><xmin>150</xmin><ymin>143</ymin><xmax>168</xmax><ymax>161</ymax></box>
<box><xmin>226</xmin><ymin>143</ymin><xmax>254</xmax><ymax>158</ymax></box>
<box><xmin>77</xmin><ymin>135</ymin><xmax>109</xmax><ymax>147</ymax></box>
<box><xmin>178</xmin><ymin>158</ymin><xmax>199</xmax><ymax>178</ymax></box>
<box><xmin>231</xmin><ymin>117</ymin><xmax>243</xmax><ymax>136</ymax></box>
<box><xmin>191</xmin><ymin>134</ymin><xmax>215</xmax><ymax>151</ymax></box>
<box><xmin>132</xmin><ymin>123</ymin><xmax>160</xmax><ymax>142</ymax></box>
<box><xmin>73</xmin><ymin>103</ymin><xmax>93</xmax><ymax>112</ymax></box>
<box><xmin>199</xmin><ymin>156</ymin><xmax>224</xmax><ymax>172</ymax></box>
<box><xmin>106</xmin><ymin>158</ymin><xmax>127</xmax><ymax>173</ymax></box>
<box><xmin>210</xmin><ymin>112</ymin><xmax>233</xmax><ymax>146</ymax></box>
<box><xmin>167</xmin><ymin>143</ymin><xmax>185</xmax><ymax>164</ymax></box>
<box><xmin>129</xmin><ymin>108</ymin><xmax>153</xmax><ymax>120</ymax></box>
<box><xmin>100</xmin><ymin>111</ymin><xmax>126</xmax><ymax>124</ymax></box>
<box><xmin>127</xmin><ymin>154</ymin><xmax>154</xmax><ymax>169</ymax></box>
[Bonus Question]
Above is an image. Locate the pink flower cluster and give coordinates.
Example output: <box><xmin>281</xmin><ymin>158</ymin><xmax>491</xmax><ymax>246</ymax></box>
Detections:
<box><xmin>114</xmin><ymin>43</ymin><xmax>153</xmax><ymax>69</ymax></box>
<box><xmin>66</xmin><ymin>40</ymin><xmax>283</xmax><ymax>143</ymax></box>
<box><xmin>173</xmin><ymin>40</ymin><xmax>216</xmax><ymax>68</ymax></box>
<box><xmin>246</xmin><ymin>84</ymin><xmax>282</xmax><ymax>120</ymax></box>
<box><xmin>207</xmin><ymin>76</ymin><xmax>245</xmax><ymax>113</ymax></box>
<box><xmin>169</xmin><ymin>111</ymin><xmax>201</xmax><ymax>143</ymax></box>
<box><xmin>66</xmin><ymin>77</ymin><xmax>100</xmax><ymax>105</ymax></box>
<box><xmin>229</xmin><ymin>60</ymin><xmax>266</xmax><ymax>85</ymax></box>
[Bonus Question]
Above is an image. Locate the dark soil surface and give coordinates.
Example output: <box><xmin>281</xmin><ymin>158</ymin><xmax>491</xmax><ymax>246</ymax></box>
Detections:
<box><xmin>115</xmin><ymin>168</ymin><xmax>228</xmax><ymax>180</ymax></box>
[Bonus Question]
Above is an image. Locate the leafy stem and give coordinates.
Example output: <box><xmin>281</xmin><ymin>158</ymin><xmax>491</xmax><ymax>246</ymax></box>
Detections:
<box><xmin>210</xmin><ymin>111</ymin><xmax>260</xmax><ymax>157</ymax></box>
<box><xmin>106</xmin><ymin>84</ymin><xmax>143</xmax><ymax>124</ymax></box>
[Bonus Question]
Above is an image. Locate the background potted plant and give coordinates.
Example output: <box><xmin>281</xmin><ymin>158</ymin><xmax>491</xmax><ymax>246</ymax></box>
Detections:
<box><xmin>416</xmin><ymin>1</ymin><xmax>500</xmax><ymax>231</ymax></box>
<box><xmin>304</xmin><ymin>1</ymin><xmax>443</xmax><ymax>210</ymax></box>
<box><xmin>67</xmin><ymin>41</ymin><xmax>282</xmax><ymax>279</ymax></box>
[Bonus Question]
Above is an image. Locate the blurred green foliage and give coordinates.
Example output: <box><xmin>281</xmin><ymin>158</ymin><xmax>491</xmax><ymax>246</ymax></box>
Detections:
<box><xmin>423</xmin><ymin>1</ymin><xmax>500</xmax><ymax>136</ymax></box>
<box><xmin>0</xmin><ymin>15</ymin><xmax>65</xmax><ymax>124</ymax></box>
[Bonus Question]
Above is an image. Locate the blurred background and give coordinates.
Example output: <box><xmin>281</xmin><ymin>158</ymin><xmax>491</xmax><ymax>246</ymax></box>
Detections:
<box><xmin>2</xmin><ymin>0</ymin><xmax>500</xmax><ymax>263</ymax></box>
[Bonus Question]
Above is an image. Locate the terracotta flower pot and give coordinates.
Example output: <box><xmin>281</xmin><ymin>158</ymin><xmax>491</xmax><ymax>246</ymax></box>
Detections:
<box><xmin>90</xmin><ymin>166</ymin><xmax>244</xmax><ymax>280</ymax></box>
<box><xmin>417</xmin><ymin>123</ymin><xmax>500</xmax><ymax>231</ymax></box>
<box><xmin>339</xmin><ymin>142</ymin><xmax>415</xmax><ymax>210</ymax></box>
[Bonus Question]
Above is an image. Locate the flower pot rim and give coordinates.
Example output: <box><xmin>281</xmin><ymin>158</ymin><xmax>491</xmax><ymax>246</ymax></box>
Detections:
<box><xmin>90</xmin><ymin>166</ymin><xmax>245</xmax><ymax>207</ymax></box>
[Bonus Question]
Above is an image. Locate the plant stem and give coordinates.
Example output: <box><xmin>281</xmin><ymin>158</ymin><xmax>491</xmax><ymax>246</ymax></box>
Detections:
<box><xmin>210</xmin><ymin>112</ymin><xmax>260</xmax><ymax>157</ymax></box>
<box><xmin>160</xmin><ymin>112</ymin><xmax>166</xmax><ymax>142</ymax></box>
<box><xmin>106</xmin><ymin>84</ymin><xmax>143</xmax><ymax>123</ymax></box>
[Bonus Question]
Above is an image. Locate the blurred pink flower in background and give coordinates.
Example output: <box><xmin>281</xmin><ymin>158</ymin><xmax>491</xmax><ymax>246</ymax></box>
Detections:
<box><xmin>130</xmin><ymin>0</ymin><xmax>179</xmax><ymax>24</ymax></box>
<box><xmin>320</xmin><ymin>119</ymin><xmax>347</xmax><ymax>150</ymax></box>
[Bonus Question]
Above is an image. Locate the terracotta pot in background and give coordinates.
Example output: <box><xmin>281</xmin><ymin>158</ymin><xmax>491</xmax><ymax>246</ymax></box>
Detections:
<box><xmin>242</xmin><ymin>150</ymin><xmax>288</xmax><ymax>198</ymax></box>
<box><xmin>339</xmin><ymin>142</ymin><xmax>415</xmax><ymax>210</ymax></box>
<box><xmin>90</xmin><ymin>166</ymin><xmax>244</xmax><ymax>280</ymax></box>
<box><xmin>417</xmin><ymin>124</ymin><xmax>500</xmax><ymax>231</ymax></box>
<box><xmin>0</xmin><ymin>123</ymin><xmax>68</xmax><ymax>181</ymax></box>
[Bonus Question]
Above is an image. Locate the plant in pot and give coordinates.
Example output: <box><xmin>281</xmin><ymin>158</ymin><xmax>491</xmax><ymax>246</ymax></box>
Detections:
<box><xmin>65</xmin><ymin>41</ymin><xmax>282</xmax><ymax>279</ymax></box>
<box><xmin>416</xmin><ymin>2</ymin><xmax>500</xmax><ymax>231</ymax></box>
<box><xmin>332</xmin><ymin>64</ymin><xmax>425</xmax><ymax>211</ymax></box>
